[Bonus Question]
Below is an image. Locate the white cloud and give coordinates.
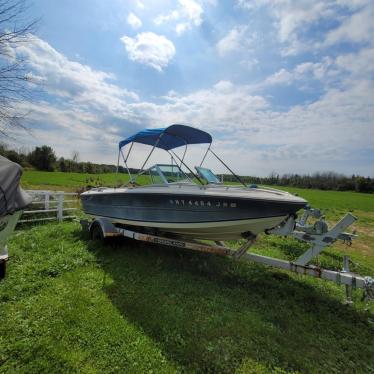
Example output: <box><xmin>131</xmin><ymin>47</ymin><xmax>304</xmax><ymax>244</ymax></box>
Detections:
<box><xmin>238</xmin><ymin>0</ymin><xmax>374</xmax><ymax>55</ymax></box>
<box><xmin>179</xmin><ymin>0</ymin><xmax>203</xmax><ymax>26</ymax></box>
<box><xmin>5</xmin><ymin>35</ymin><xmax>147</xmax><ymax>157</ymax></box>
<box><xmin>120</xmin><ymin>32</ymin><xmax>176</xmax><ymax>71</ymax></box>
<box><xmin>127</xmin><ymin>12</ymin><xmax>142</xmax><ymax>29</ymax></box>
<box><xmin>15</xmin><ymin>35</ymin><xmax>139</xmax><ymax>108</ymax></box>
<box><xmin>213</xmin><ymin>80</ymin><xmax>234</xmax><ymax>92</ymax></box>
<box><xmin>262</xmin><ymin>57</ymin><xmax>335</xmax><ymax>87</ymax></box>
<box><xmin>130</xmin><ymin>80</ymin><xmax>269</xmax><ymax>131</ymax></box>
<box><xmin>154</xmin><ymin>10</ymin><xmax>180</xmax><ymax>26</ymax></box>
<box><xmin>264</xmin><ymin>68</ymin><xmax>293</xmax><ymax>85</ymax></box>
<box><xmin>239</xmin><ymin>1</ymin><xmax>334</xmax><ymax>40</ymax></box>
<box><xmin>176</xmin><ymin>23</ymin><xmax>189</xmax><ymax>35</ymax></box>
<box><xmin>5</xmin><ymin>99</ymin><xmax>124</xmax><ymax>164</ymax></box>
<box><xmin>136</xmin><ymin>0</ymin><xmax>145</xmax><ymax>9</ymax></box>
<box><xmin>335</xmin><ymin>48</ymin><xmax>374</xmax><ymax>76</ymax></box>
<box><xmin>154</xmin><ymin>0</ymin><xmax>204</xmax><ymax>34</ymax></box>
<box><xmin>261</xmin><ymin>45</ymin><xmax>374</xmax><ymax>91</ymax></box>
<box><xmin>240</xmin><ymin>58</ymin><xmax>259</xmax><ymax>70</ymax></box>
<box><xmin>325</xmin><ymin>3</ymin><xmax>374</xmax><ymax>46</ymax></box>
<box><xmin>216</xmin><ymin>26</ymin><xmax>249</xmax><ymax>56</ymax></box>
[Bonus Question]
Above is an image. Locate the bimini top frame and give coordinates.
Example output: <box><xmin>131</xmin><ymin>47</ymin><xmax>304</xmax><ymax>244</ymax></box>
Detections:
<box><xmin>117</xmin><ymin>124</ymin><xmax>246</xmax><ymax>186</ymax></box>
<box><xmin>119</xmin><ymin>124</ymin><xmax>212</xmax><ymax>150</ymax></box>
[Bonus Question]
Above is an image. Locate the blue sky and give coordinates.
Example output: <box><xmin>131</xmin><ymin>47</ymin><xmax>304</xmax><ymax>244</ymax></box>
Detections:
<box><xmin>5</xmin><ymin>0</ymin><xmax>374</xmax><ymax>176</ymax></box>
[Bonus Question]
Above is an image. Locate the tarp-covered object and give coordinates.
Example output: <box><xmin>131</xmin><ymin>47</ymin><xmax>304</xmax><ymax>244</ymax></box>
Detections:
<box><xmin>0</xmin><ymin>156</ymin><xmax>32</xmax><ymax>217</ymax></box>
<box><xmin>119</xmin><ymin>124</ymin><xmax>212</xmax><ymax>150</ymax></box>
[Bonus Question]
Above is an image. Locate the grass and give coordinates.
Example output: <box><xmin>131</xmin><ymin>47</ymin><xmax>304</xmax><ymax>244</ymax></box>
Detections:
<box><xmin>1</xmin><ymin>220</ymin><xmax>373</xmax><ymax>373</ymax></box>
<box><xmin>0</xmin><ymin>224</ymin><xmax>175</xmax><ymax>373</ymax></box>
<box><xmin>21</xmin><ymin>170</ymin><xmax>136</xmax><ymax>191</ymax></box>
<box><xmin>0</xmin><ymin>170</ymin><xmax>372</xmax><ymax>372</ymax></box>
<box><xmin>273</xmin><ymin>186</ymin><xmax>374</xmax><ymax>213</ymax></box>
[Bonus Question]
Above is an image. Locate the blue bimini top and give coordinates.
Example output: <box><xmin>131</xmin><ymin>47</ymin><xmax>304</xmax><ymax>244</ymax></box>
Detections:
<box><xmin>119</xmin><ymin>124</ymin><xmax>212</xmax><ymax>150</ymax></box>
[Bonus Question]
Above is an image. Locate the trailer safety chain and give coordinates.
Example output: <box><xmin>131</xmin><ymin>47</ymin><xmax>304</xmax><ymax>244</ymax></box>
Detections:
<box><xmin>363</xmin><ymin>277</ymin><xmax>374</xmax><ymax>301</ymax></box>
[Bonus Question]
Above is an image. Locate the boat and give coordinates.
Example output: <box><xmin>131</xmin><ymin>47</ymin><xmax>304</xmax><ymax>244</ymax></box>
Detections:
<box><xmin>81</xmin><ymin>124</ymin><xmax>307</xmax><ymax>240</ymax></box>
<box><xmin>0</xmin><ymin>155</ymin><xmax>32</xmax><ymax>276</ymax></box>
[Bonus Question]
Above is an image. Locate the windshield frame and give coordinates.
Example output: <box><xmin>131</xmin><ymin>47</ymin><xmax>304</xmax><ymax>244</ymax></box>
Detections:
<box><xmin>195</xmin><ymin>166</ymin><xmax>222</xmax><ymax>184</ymax></box>
<box><xmin>147</xmin><ymin>164</ymin><xmax>193</xmax><ymax>185</ymax></box>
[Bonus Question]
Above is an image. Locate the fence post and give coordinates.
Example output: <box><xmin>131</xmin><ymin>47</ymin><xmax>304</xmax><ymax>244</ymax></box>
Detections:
<box><xmin>57</xmin><ymin>192</ymin><xmax>64</xmax><ymax>222</ymax></box>
<box><xmin>44</xmin><ymin>192</ymin><xmax>50</xmax><ymax>210</ymax></box>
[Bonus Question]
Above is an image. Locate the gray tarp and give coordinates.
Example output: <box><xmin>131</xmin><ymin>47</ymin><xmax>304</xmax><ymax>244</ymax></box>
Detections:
<box><xmin>0</xmin><ymin>155</ymin><xmax>32</xmax><ymax>217</ymax></box>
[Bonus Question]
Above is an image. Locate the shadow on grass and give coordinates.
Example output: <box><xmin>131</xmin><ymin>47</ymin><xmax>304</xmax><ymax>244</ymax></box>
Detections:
<box><xmin>74</xmin><ymin>229</ymin><xmax>374</xmax><ymax>373</ymax></box>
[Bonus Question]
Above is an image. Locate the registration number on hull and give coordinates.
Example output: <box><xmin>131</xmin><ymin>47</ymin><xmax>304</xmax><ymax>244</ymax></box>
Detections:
<box><xmin>169</xmin><ymin>199</ymin><xmax>237</xmax><ymax>208</ymax></box>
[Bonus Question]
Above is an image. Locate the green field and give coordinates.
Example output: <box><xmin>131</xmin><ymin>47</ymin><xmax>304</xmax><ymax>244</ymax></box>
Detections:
<box><xmin>1</xmin><ymin>171</ymin><xmax>373</xmax><ymax>372</ymax></box>
<box><xmin>274</xmin><ymin>186</ymin><xmax>374</xmax><ymax>213</ymax></box>
<box><xmin>21</xmin><ymin>170</ymin><xmax>135</xmax><ymax>190</ymax></box>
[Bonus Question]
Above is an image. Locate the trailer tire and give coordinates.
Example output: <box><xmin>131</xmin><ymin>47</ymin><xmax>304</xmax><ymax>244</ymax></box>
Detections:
<box><xmin>90</xmin><ymin>222</ymin><xmax>105</xmax><ymax>241</ymax></box>
<box><xmin>0</xmin><ymin>260</ymin><xmax>6</xmax><ymax>280</ymax></box>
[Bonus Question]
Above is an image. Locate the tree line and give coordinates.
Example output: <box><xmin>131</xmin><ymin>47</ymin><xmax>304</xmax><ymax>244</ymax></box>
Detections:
<box><xmin>224</xmin><ymin>172</ymin><xmax>374</xmax><ymax>193</ymax></box>
<box><xmin>1</xmin><ymin>143</ymin><xmax>373</xmax><ymax>193</ymax></box>
<box><xmin>0</xmin><ymin>144</ymin><xmax>127</xmax><ymax>174</ymax></box>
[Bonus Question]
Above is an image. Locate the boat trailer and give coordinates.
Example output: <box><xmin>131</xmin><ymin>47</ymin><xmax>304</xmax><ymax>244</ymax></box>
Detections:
<box><xmin>81</xmin><ymin>207</ymin><xmax>374</xmax><ymax>303</ymax></box>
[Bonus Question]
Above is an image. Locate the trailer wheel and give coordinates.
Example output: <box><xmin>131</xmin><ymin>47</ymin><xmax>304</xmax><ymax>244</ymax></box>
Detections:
<box><xmin>90</xmin><ymin>222</ymin><xmax>104</xmax><ymax>241</ymax></box>
<box><xmin>0</xmin><ymin>260</ymin><xmax>6</xmax><ymax>280</ymax></box>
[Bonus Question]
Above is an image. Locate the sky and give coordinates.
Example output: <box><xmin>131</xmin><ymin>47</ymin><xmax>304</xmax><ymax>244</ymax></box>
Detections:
<box><xmin>4</xmin><ymin>0</ymin><xmax>374</xmax><ymax>176</ymax></box>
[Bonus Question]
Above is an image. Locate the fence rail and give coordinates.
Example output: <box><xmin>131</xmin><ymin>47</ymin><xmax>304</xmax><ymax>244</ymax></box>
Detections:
<box><xmin>18</xmin><ymin>190</ymin><xmax>79</xmax><ymax>224</ymax></box>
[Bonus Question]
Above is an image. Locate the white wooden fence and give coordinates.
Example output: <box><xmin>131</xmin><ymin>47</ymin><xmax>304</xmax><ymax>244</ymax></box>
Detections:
<box><xmin>18</xmin><ymin>190</ymin><xmax>79</xmax><ymax>224</ymax></box>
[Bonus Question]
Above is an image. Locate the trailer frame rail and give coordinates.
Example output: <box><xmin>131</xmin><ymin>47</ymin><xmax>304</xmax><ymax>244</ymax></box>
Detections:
<box><xmin>81</xmin><ymin>212</ymin><xmax>374</xmax><ymax>303</ymax></box>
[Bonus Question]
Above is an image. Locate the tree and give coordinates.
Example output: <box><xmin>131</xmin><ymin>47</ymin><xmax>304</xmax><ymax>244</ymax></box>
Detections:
<box><xmin>0</xmin><ymin>0</ymin><xmax>38</xmax><ymax>137</ymax></box>
<box><xmin>28</xmin><ymin>145</ymin><xmax>56</xmax><ymax>171</ymax></box>
<box><xmin>71</xmin><ymin>150</ymin><xmax>79</xmax><ymax>163</ymax></box>
<box><xmin>58</xmin><ymin>157</ymin><xmax>67</xmax><ymax>172</ymax></box>
<box><xmin>3</xmin><ymin>148</ymin><xmax>21</xmax><ymax>163</ymax></box>
<box><xmin>355</xmin><ymin>177</ymin><xmax>371</xmax><ymax>193</ymax></box>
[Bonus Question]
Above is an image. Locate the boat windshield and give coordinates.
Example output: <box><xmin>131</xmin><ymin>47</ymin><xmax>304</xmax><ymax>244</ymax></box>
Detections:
<box><xmin>195</xmin><ymin>166</ymin><xmax>222</xmax><ymax>184</ymax></box>
<box><xmin>148</xmin><ymin>164</ymin><xmax>192</xmax><ymax>185</ymax></box>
